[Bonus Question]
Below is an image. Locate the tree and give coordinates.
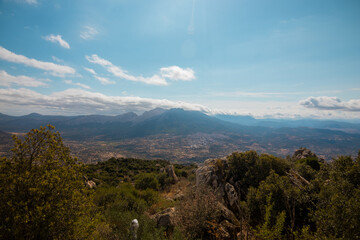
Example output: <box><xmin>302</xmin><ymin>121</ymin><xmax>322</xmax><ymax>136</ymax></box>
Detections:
<box><xmin>0</xmin><ymin>125</ymin><xmax>96</xmax><ymax>240</ymax></box>
<box><xmin>312</xmin><ymin>155</ymin><xmax>360</xmax><ymax>239</ymax></box>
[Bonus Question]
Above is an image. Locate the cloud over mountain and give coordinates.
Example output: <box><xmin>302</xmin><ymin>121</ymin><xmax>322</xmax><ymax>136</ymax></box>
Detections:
<box><xmin>300</xmin><ymin>96</ymin><xmax>360</xmax><ymax>111</ymax></box>
<box><xmin>0</xmin><ymin>88</ymin><xmax>211</xmax><ymax>115</ymax></box>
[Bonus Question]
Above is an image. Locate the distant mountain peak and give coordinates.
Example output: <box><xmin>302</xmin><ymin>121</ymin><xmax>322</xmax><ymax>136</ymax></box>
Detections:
<box><xmin>26</xmin><ymin>113</ymin><xmax>42</xmax><ymax>117</ymax></box>
<box><xmin>138</xmin><ymin>108</ymin><xmax>166</xmax><ymax>121</ymax></box>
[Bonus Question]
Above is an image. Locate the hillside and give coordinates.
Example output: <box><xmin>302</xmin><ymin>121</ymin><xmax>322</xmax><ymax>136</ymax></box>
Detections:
<box><xmin>1</xmin><ymin>125</ymin><xmax>360</xmax><ymax>239</ymax></box>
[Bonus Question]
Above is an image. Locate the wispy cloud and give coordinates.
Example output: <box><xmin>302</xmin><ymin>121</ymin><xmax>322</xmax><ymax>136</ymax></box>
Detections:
<box><xmin>43</xmin><ymin>34</ymin><xmax>70</xmax><ymax>49</ymax></box>
<box><xmin>83</xmin><ymin>67</ymin><xmax>115</xmax><ymax>85</ymax></box>
<box><xmin>86</xmin><ymin>54</ymin><xmax>195</xmax><ymax>86</ymax></box>
<box><xmin>0</xmin><ymin>70</ymin><xmax>48</xmax><ymax>87</ymax></box>
<box><xmin>64</xmin><ymin>80</ymin><xmax>91</xmax><ymax>89</ymax></box>
<box><xmin>299</xmin><ymin>96</ymin><xmax>360</xmax><ymax>111</ymax></box>
<box><xmin>80</xmin><ymin>26</ymin><xmax>99</xmax><ymax>40</ymax></box>
<box><xmin>0</xmin><ymin>46</ymin><xmax>76</xmax><ymax>77</ymax></box>
<box><xmin>52</xmin><ymin>56</ymin><xmax>63</xmax><ymax>62</ymax></box>
<box><xmin>83</xmin><ymin>67</ymin><xmax>96</xmax><ymax>75</ymax></box>
<box><xmin>0</xmin><ymin>88</ymin><xmax>211</xmax><ymax>115</ymax></box>
<box><xmin>86</xmin><ymin>54</ymin><xmax>167</xmax><ymax>86</ymax></box>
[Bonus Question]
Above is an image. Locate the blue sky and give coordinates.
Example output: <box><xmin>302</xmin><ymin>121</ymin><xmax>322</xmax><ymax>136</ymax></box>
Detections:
<box><xmin>0</xmin><ymin>0</ymin><xmax>359</xmax><ymax>118</ymax></box>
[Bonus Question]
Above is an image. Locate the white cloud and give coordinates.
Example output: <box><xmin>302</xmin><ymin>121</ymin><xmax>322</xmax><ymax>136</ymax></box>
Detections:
<box><xmin>64</xmin><ymin>80</ymin><xmax>91</xmax><ymax>89</ymax></box>
<box><xmin>0</xmin><ymin>88</ymin><xmax>211</xmax><ymax>115</ymax></box>
<box><xmin>43</xmin><ymin>34</ymin><xmax>70</xmax><ymax>49</ymax></box>
<box><xmin>83</xmin><ymin>67</ymin><xmax>115</xmax><ymax>85</ymax></box>
<box><xmin>86</xmin><ymin>54</ymin><xmax>168</xmax><ymax>86</ymax></box>
<box><xmin>0</xmin><ymin>46</ymin><xmax>76</xmax><ymax>76</ymax></box>
<box><xmin>86</xmin><ymin>54</ymin><xmax>195</xmax><ymax>86</ymax></box>
<box><xmin>80</xmin><ymin>26</ymin><xmax>99</xmax><ymax>40</ymax></box>
<box><xmin>0</xmin><ymin>70</ymin><xmax>48</xmax><ymax>87</ymax></box>
<box><xmin>299</xmin><ymin>96</ymin><xmax>360</xmax><ymax>111</ymax></box>
<box><xmin>160</xmin><ymin>66</ymin><xmax>195</xmax><ymax>81</ymax></box>
<box><xmin>83</xmin><ymin>67</ymin><xmax>96</xmax><ymax>75</ymax></box>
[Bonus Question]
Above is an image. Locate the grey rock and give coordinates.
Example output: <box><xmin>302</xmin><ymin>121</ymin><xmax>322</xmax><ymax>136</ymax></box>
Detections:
<box><xmin>293</xmin><ymin>148</ymin><xmax>317</xmax><ymax>160</ymax></box>
<box><xmin>85</xmin><ymin>180</ymin><xmax>96</xmax><ymax>189</ymax></box>
<box><xmin>165</xmin><ymin>165</ymin><xmax>179</xmax><ymax>183</ymax></box>
<box><xmin>152</xmin><ymin>207</ymin><xmax>176</xmax><ymax>229</ymax></box>
<box><xmin>225</xmin><ymin>183</ymin><xmax>239</xmax><ymax>208</ymax></box>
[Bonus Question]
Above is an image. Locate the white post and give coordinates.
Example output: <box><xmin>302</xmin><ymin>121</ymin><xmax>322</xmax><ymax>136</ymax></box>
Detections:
<box><xmin>130</xmin><ymin>219</ymin><xmax>139</xmax><ymax>240</ymax></box>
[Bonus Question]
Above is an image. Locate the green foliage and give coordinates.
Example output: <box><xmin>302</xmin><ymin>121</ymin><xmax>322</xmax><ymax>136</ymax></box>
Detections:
<box><xmin>157</xmin><ymin>172</ymin><xmax>173</xmax><ymax>190</ymax></box>
<box><xmin>294</xmin><ymin>163</ymin><xmax>317</xmax><ymax>181</ymax></box>
<box><xmin>93</xmin><ymin>183</ymin><xmax>165</xmax><ymax>239</ymax></box>
<box><xmin>246</xmin><ymin>170</ymin><xmax>312</xmax><ymax>238</ymax></box>
<box><xmin>311</xmin><ymin>155</ymin><xmax>360</xmax><ymax>239</ymax></box>
<box><xmin>135</xmin><ymin>172</ymin><xmax>161</xmax><ymax>191</ymax></box>
<box><xmin>227</xmin><ymin>151</ymin><xmax>290</xmax><ymax>200</ymax></box>
<box><xmin>296</xmin><ymin>157</ymin><xmax>321</xmax><ymax>171</ymax></box>
<box><xmin>85</xmin><ymin>157</ymin><xmax>170</xmax><ymax>186</ymax></box>
<box><xmin>0</xmin><ymin>125</ymin><xmax>96</xmax><ymax>240</ymax></box>
<box><xmin>254</xmin><ymin>194</ymin><xmax>286</xmax><ymax>240</ymax></box>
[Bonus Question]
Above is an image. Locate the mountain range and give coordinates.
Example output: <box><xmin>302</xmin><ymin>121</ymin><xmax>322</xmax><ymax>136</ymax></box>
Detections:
<box><xmin>0</xmin><ymin>108</ymin><xmax>359</xmax><ymax>162</ymax></box>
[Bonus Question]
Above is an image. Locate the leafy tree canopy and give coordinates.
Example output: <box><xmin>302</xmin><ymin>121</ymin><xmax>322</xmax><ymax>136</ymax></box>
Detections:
<box><xmin>0</xmin><ymin>125</ymin><xmax>96</xmax><ymax>240</ymax></box>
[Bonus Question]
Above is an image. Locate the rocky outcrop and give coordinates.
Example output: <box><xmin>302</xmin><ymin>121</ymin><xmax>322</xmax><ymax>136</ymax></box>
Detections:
<box><xmin>84</xmin><ymin>176</ymin><xmax>96</xmax><ymax>189</ymax></box>
<box><xmin>195</xmin><ymin>158</ymin><xmax>242</xmax><ymax>239</ymax></box>
<box><xmin>293</xmin><ymin>148</ymin><xmax>317</xmax><ymax>160</ymax></box>
<box><xmin>217</xmin><ymin>202</ymin><xmax>240</xmax><ymax>226</ymax></box>
<box><xmin>196</xmin><ymin>158</ymin><xmax>227</xmax><ymax>199</ymax></box>
<box><xmin>151</xmin><ymin>207</ymin><xmax>176</xmax><ymax>229</ymax></box>
<box><xmin>165</xmin><ymin>165</ymin><xmax>179</xmax><ymax>183</ymax></box>
<box><xmin>225</xmin><ymin>183</ymin><xmax>239</xmax><ymax>208</ymax></box>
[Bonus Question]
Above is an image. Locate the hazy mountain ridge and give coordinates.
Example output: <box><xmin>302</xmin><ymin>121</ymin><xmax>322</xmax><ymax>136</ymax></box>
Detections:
<box><xmin>215</xmin><ymin>114</ymin><xmax>360</xmax><ymax>133</ymax></box>
<box><xmin>0</xmin><ymin>109</ymin><xmax>359</xmax><ymax>162</ymax></box>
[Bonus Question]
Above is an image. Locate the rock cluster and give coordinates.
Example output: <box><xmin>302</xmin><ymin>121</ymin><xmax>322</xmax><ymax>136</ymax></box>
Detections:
<box><xmin>195</xmin><ymin>158</ymin><xmax>241</xmax><ymax>239</ymax></box>
<box><xmin>293</xmin><ymin>147</ymin><xmax>317</xmax><ymax>160</ymax></box>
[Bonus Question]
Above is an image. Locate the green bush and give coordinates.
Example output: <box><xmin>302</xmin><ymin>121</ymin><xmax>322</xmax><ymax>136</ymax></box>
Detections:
<box><xmin>296</xmin><ymin>157</ymin><xmax>321</xmax><ymax>171</ymax></box>
<box><xmin>135</xmin><ymin>173</ymin><xmax>160</xmax><ymax>191</ymax></box>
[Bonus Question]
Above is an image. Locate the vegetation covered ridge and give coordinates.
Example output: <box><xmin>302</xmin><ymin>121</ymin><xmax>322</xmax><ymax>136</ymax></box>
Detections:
<box><xmin>0</xmin><ymin>125</ymin><xmax>359</xmax><ymax>239</ymax></box>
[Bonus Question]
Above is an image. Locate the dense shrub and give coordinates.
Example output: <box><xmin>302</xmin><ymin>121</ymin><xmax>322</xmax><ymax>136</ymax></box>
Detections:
<box><xmin>135</xmin><ymin>173</ymin><xmax>160</xmax><ymax>191</ymax></box>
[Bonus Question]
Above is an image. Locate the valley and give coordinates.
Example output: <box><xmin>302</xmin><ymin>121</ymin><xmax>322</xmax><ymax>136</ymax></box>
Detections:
<box><xmin>1</xmin><ymin>108</ymin><xmax>359</xmax><ymax>163</ymax></box>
